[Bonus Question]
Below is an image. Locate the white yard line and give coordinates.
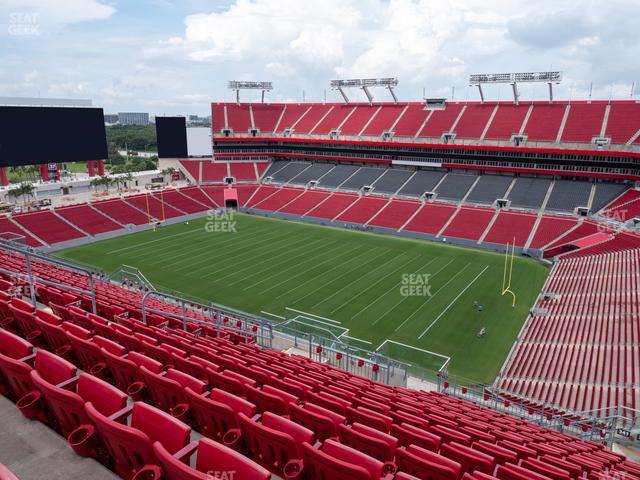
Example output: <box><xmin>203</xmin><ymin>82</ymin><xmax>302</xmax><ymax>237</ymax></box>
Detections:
<box><xmin>260</xmin><ymin>310</ymin><xmax>286</xmax><ymax>320</ymax></box>
<box><xmin>256</xmin><ymin>244</ymin><xmax>362</xmax><ymax>295</ymax></box>
<box><xmin>285</xmin><ymin>307</ymin><xmax>342</xmax><ymax>325</ymax></box>
<box><xmin>352</xmin><ymin>256</ymin><xmax>438</xmax><ymax>320</ymax></box>
<box><xmin>372</xmin><ymin>257</ymin><xmax>455</xmax><ymax>327</ymax></box>
<box><xmin>311</xmin><ymin>252</ymin><xmax>403</xmax><ymax>309</ymax></box>
<box><xmin>277</xmin><ymin>247</ymin><xmax>388</xmax><ymax>301</ymax></box>
<box><xmin>418</xmin><ymin>265</ymin><xmax>489</xmax><ymax>339</ymax></box>
<box><xmin>329</xmin><ymin>254</ymin><xmax>419</xmax><ymax>314</ymax></box>
<box><xmin>106</xmin><ymin>226</ymin><xmax>202</xmax><ymax>255</ymax></box>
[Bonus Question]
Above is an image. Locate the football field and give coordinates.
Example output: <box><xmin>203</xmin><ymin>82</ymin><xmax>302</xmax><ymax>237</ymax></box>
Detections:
<box><xmin>55</xmin><ymin>213</ymin><xmax>549</xmax><ymax>383</ymax></box>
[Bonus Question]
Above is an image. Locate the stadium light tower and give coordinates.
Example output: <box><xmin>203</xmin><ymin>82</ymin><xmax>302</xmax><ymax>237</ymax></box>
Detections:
<box><xmin>227</xmin><ymin>81</ymin><xmax>273</xmax><ymax>104</ymax></box>
<box><xmin>469</xmin><ymin>71</ymin><xmax>562</xmax><ymax>104</ymax></box>
<box><xmin>330</xmin><ymin>78</ymin><xmax>399</xmax><ymax>105</ymax></box>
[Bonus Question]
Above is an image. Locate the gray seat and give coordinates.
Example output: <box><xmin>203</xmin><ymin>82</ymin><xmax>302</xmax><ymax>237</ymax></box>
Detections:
<box><xmin>372</xmin><ymin>169</ymin><xmax>414</xmax><ymax>194</ymax></box>
<box><xmin>435</xmin><ymin>174</ymin><xmax>477</xmax><ymax>201</ymax></box>
<box><xmin>270</xmin><ymin>162</ymin><xmax>311</xmax><ymax>183</ymax></box>
<box><xmin>591</xmin><ymin>183</ymin><xmax>629</xmax><ymax>212</ymax></box>
<box><xmin>546</xmin><ymin>180</ymin><xmax>592</xmax><ymax>212</ymax></box>
<box><xmin>318</xmin><ymin>164</ymin><xmax>360</xmax><ymax>187</ymax></box>
<box><xmin>339</xmin><ymin>167</ymin><xmax>386</xmax><ymax>190</ymax></box>
<box><xmin>507</xmin><ymin>178</ymin><xmax>551</xmax><ymax>209</ymax></box>
<box><xmin>289</xmin><ymin>163</ymin><xmax>335</xmax><ymax>185</ymax></box>
<box><xmin>397</xmin><ymin>170</ymin><xmax>445</xmax><ymax>197</ymax></box>
<box><xmin>466</xmin><ymin>175</ymin><xmax>513</xmax><ymax>204</ymax></box>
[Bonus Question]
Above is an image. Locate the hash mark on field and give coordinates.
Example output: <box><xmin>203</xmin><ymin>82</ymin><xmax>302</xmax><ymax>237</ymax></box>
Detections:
<box><xmin>372</xmin><ymin>257</ymin><xmax>455</xmax><ymax>327</ymax></box>
<box><xmin>418</xmin><ymin>265</ymin><xmax>489</xmax><ymax>339</ymax></box>
<box><xmin>285</xmin><ymin>308</ymin><xmax>341</xmax><ymax>324</ymax></box>
<box><xmin>276</xmin><ymin>247</ymin><xmax>388</xmax><ymax>301</ymax></box>
<box><xmin>392</xmin><ymin>260</ymin><xmax>466</xmax><ymax>333</ymax></box>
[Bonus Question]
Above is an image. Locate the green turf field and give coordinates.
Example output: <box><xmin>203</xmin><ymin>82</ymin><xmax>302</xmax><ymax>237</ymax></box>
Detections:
<box><xmin>55</xmin><ymin>213</ymin><xmax>549</xmax><ymax>383</ymax></box>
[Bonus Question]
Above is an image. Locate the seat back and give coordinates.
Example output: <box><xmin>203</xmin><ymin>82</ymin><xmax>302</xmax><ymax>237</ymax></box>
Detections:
<box><xmin>391</xmin><ymin>423</ymin><xmax>441</xmax><ymax>452</ymax></box>
<box><xmin>85</xmin><ymin>401</ymin><xmax>157</xmax><ymax>479</ymax></box>
<box><xmin>30</xmin><ymin>369</ymin><xmax>86</xmax><ymax>437</ymax></box>
<box><xmin>0</xmin><ymin>329</ymin><xmax>32</xmax><ymax>359</ymax></box>
<box><xmin>396</xmin><ymin>444</ymin><xmax>462</xmax><ymax>480</ymax></box>
<box><xmin>102</xmin><ymin>349</ymin><xmax>141</xmax><ymax>392</ymax></box>
<box><xmin>9</xmin><ymin>303</ymin><xmax>38</xmax><ymax>337</ymax></box>
<box><xmin>495</xmin><ymin>464</ymin><xmax>554</xmax><ymax>480</ymax></box>
<box><xmin>67</xmin><ymin>334</ymin><xmax>105</xmax><ymax>372</ymax></box>
<box><xmin>288</xmin><ymin>402</ymin><xmax>344</xmax><ymax>441</ymax></box>
<box><xmin>91</xmin><ymin>336</ymin><xmax>126</xmax><ymax>356</ymax></box>
<box><xmin>33</xmin><ymin>350</ymin><xmax>76</xmax><ymax>386</ymax></box>
<box><xmin>35</xmin><ymin>319</ymin><xmax>70</xmax><ymax>354</ymax></box>
<box><xmin>141</xmin><ymin>342</ymin><xmax>173</xmax><ymax>366</ymax></box>
<box><xmin>153</xmin><ymin>438</ymin><xmax>271</xmax><ymax>480</ymax></box>
<box><xmin>338</xmin><ymin>423</ymin><xmax>398</xmax><ymax>462</ymax></box>
<box><xmin>130</xmin><ymin>401</ymin><xmax>191</xmax><ymax>455</ymax></box>
<box><xmin>77</xmin><ymin>373</ymin><xmax>127</xmax><ymax>417</ymax></box>
<box><xmin>440</xmin><ymin>442</ymin><xmax>496</xmax><ymax>475</ymax></box>
<box><xmin>185</xmin><ymin>387</ymin><xmax>252</xmax><ymax>441</ymax></box>
<box><xmin>240</xmin><ymin>412</ymin><xmax>312</xmax><ymax>472</ymax></box>
<box><xmin>302</xmin><ymin>440</ymin><xmax>380</xmax><ymax>480</ymax></box>
<box><xmin>140</xmin><ymin>366</ymin><xmax>187</xmax><ymax>412</ymax></box>
<box><xmin>164</xmin><ymin>368</ymin><xmax>207</xmax><ymax>394</ymax></box>
<box><xmin>0</xmin><ymin>351</ymin><xmax>34</xmax><ymax>398</ymax></box>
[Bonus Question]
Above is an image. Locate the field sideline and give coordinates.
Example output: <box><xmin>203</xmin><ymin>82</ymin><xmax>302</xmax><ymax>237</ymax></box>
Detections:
<box><xmin>55</xmin><ymin>213</ymin><xmax>549</xmax><ymax>383</ymax></box>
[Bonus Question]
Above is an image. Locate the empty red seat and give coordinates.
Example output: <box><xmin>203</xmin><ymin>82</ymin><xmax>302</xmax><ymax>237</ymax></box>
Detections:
<box><xmin>521</xmin><ymin>458</ymin><xmax>571</xmax><ymax>480</ymax></box>
<box><xmin>153</xmin><ymin>437</ymin><xmax>271</xmax><ymax>480</ymax></box>
<box><xmin>302</xmin><ymin>439</ymin><xmax>390</xmax><ymax>480</ymax></box>
<box><xmin>85</xmin><ymin>401</ymin><xmax>191</xmax><ymax>480</ymax></box>
<box><xmin>338</xmin><ymin>422</ymin><xmax>399</xmax><ymax>462</ymax></box>
<box><xmin>240</xmin><ymin>411</ymin><xmax>314</xmax><ymax>476</ymax></box>
<box><xmin>0</xmin><ymin>329</ymin><xmax>34</xmax><ymax>400</ymax></box>
<box><xmin>288</xmin><ymin>402</ymin><xmax>346</xmax><ymax>441</ymax></box>
<box><xmin>471</xmin><ymin>441</ymin><xmax>518</xmax><ymax>466</ymax></box>
<box><xmin>102</xmin><ymin>349</ymin><xmax>161</xmax><ymax>398</ymax></box>
<box><xmin>391</xmin><ymin>423</ymin><xmax>441</xmax><ymax>452</ymax></box>
<box><xmin>396</xmin><ymin>444</ymin><xmax>462</xmax><ymax>480</ymax></box>
<box><xmin>139</xmin><ymin>366</ymin><xmax>195</xmax><ymax>415</ymax></box>
<box><xmin>495</xmin><ymin>463</ymin><xmax>554</xmax><ymax>480</ymax></box>
<box><xmin>31</xmin><ymin>371</ymin><xmax>126</xmax><ymax>438</ymax></box>
<box><xmin>185</xmin><ymin>386</ymin><xmax>255</xmax><ymax>443</ymax></box>
<box><xmin>346</xmin><ymin>406</ymin><xmax>393</xmax><ymax>433</ymax></box>
<box><xmin>245</xmin><ymin>384</ymin><xmax>298</xmax><ymax>416</ymax></box>
<box><xmin>440</xmin><ymin>442</ymin><xmax>496</xmax><ymax>475</ymax></box>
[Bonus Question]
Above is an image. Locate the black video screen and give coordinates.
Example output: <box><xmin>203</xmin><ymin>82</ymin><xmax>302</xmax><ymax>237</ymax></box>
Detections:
<box><xmin>0</xmin><ymin>106</ymin><xmax>108</xmax><ymax>166</ymax></box>
<box><xmin>156</xmin><ymin>117</ymin><xmax>187</xmax><ymax>158</ymax></box>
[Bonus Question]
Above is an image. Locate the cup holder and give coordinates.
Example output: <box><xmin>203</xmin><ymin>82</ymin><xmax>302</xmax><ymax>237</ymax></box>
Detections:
<box><xmin>283</xmin><ymin>459</ymin><xmax>304</xmax><ymax>480</ymax></box>
<box><xmin>126</xmin><ymin>381</ymin><xmax>146</xmax><ymax>401</ymax></box>
<box><xmin>16</xmin><ymin>391</ymin><xmax>42</xmax><ymax>419</ymax></box>
<box><xmin>89</xmin><ymin>362</ymin><xmax>107</xmax><ymax>378</ymax></box>
<box><xmin>222</xmin><ymin>429</ymin><xmax>241</xmax><ymax>450</ymax></box>
<box><xmin>132</xmin><ymin>465</ymin><xmax>163</xmax><ymax>480</ymax></box>
<box><xmin>170</xmin><ymin>403</ymin><xmax>189</xmax><ymax>421</ymax></box>
<box><xmin>67</xmin><ymin>424</ymin><xmax>96</xmax><ymax>457</ymax></box>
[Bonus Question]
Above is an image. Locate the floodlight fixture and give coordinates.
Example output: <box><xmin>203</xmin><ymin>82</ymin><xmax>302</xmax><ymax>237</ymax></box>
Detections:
<box><xmin>330</xmin><ymin>78</ymin><xmax>399</xmax><ymax>104</ymax></box>
<box><xmin>469</xmin><ymin>71</ymin><xmax>562</xmax><ymax>104</ymax></box>
<box><xmin>227</xmin><ymin>81</ymin><xmax>273</xmax><ymax>103</ymax></box>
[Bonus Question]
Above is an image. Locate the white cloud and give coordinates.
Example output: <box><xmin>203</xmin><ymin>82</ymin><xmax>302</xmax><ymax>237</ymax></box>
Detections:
<box><xmin>1</xmin><ymin>0</ymin><xmax>115</xmax><ymax>32</ymax></box>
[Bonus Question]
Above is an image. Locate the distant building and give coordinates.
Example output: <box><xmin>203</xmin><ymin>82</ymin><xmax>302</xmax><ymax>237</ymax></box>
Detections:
<box><xmin>187</xmin><ymin>115</ymin><xmax>211</xmax><ymax>126</ymax></box>
<box><xmin>104</xmin><ymin>113</ymin><xmax>118</xmax><ymax>124</ymax></box>
<box><xmin>118</xmin><ymin>112</ymin><xmax>149</xmax><ymax>125</ymax></box>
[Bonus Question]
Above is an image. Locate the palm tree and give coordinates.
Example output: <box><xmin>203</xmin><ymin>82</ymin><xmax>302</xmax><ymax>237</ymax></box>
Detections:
<box><xmin>7</xmin><ymin>182</ymin><xmax>35</xmax><ymax>205</ymax></box>
<box><xmin>123</xmin><ymin>172</ymin><xmax>134</xmax><ymax>189</ymax></box>
<box><xmin>160</xmin><ymin>167</ymin><xmax>176</xmax><ymax>183</ymax></box>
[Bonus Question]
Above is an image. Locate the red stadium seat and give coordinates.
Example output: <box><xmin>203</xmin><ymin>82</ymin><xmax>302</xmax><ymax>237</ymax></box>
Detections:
<box><xmin>139</xmin><ymin>366</ymin><xmax>192</xmax><ymax>415</ymax></box>
<box><xmin>102</xmin><ymin>349</ymin><xmax>161</xmax><ymax>398</ymax></box>
<box><xmin>338</xmin><ymin>422</ymin><xmax>399</xmax><ymax>462</ymax></box>
<box><xmin>440</xmin><ymin>442</ymin><xmax>496</xmax><ymax>475</ymax></box>
<box><xmin>302</xmin><ymin>439</ymin><xmax>390</xmax><ymax>480</ymax></box>
<box><xmin>495</xmin><ymin>463</ymin><xmax>555</xmax><ymax>480</ymax></box>
<box><xmin>153</xmin><ymin>438</ymin><xmax>271</xmax><ymax>480</ymax></box>
<box><xmin>239</xmin><ymin>411</ymin><xmax>313</xmax><ymax>476</ymax></box>
<box><xmin>85</xmin><ymin>401</ymin><xmax>191</xmax><ymax>480</ymax></box>
<box><xmin>288</xmin><ymin>401</ymin><xmax>346</xmax><ymax>441</ymax></box>
<box><xmin>396</xmin><ymin>444</ymin><xmax>461</xmax><ymax>480</ymax></box>
<box><xmin>521</xmin><ymin>458</ymin><xmax>572</xmax><ymax>480</ymax></box>
<box><xmin>0</xmin><ymin>329</ymin><xmax>34</xmax><ymax>400</ymax></box>
<box><xmin>31</xmin><ymin>371</ymin><xmax>126</xmax><ymax>438</ymax></box>
<box><xmin>391</xmin><ymin>422</ymin><xmax>441</xmax><ymax>452</ymax></box>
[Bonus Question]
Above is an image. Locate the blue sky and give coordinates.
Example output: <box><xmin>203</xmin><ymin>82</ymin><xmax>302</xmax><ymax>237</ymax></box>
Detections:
<box><xmin>1</xmin><ymin>0</ymin><xmax>639</xmax><ymax>116</ymax></box>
